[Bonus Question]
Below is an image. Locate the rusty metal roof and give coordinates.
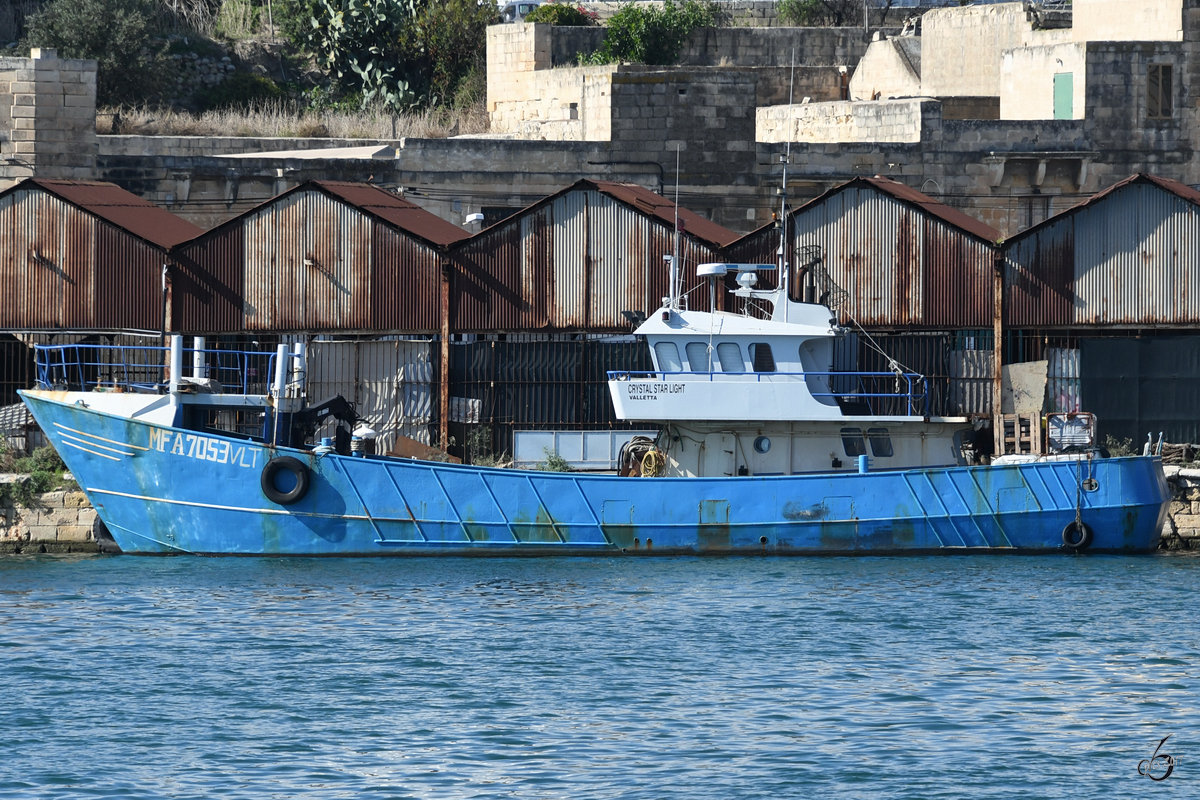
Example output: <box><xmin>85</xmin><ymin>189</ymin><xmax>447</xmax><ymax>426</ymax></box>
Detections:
<box><xmin>731</xmin><ymin>175</ymin><xmax>1002</xmax><ymax>248</ymax></box>
<box><xmin>590</xmin><ymin>180</ymin><xmax>741</xmax><ymax>247</ymax></box>
<box><xmin>306</xmin><ymin>181</ymin><xmax>469</xmax><ymax>248</ymax></box>
<box><xmin>487</xmin><ymin>179</ymin><xmax>739</xmax><ymax>249</ymax></box>
<box><xmin>843</xmin><ymin>176</ymin><xmax>1001</xmax><ymax>243</ymax></box>
<box><xmin>1004</xmin><ymin>173</ymin><xmax>1200</xmax><ymax>245</ymax></box>
<box><xmin>1</xmin><ymin>178</ymin><xmax>203</xmax><ymax>249</ymax></box>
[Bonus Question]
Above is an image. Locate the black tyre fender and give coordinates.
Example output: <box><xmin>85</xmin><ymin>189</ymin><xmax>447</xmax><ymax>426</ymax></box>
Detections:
<box><xmin>1062</xmin><ymin>520</ymin><xmax>1093</xmax><ymax>551</ymax></box>
<box><xmin>261</xmin><ymin>456</ymin><xmax>311</xmax><ymax>505</ymax></box>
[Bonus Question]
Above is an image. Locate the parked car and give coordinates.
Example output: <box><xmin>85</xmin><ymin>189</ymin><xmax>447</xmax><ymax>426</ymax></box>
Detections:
<box><xmin>500</xmin><ymin>1</ymin><xmax>541</xmax><ymax>22</ymax></box>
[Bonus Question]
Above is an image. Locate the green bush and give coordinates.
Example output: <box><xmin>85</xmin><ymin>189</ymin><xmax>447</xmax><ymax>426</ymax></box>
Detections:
<box><xmin>306</xmin><ymin>0</ymin><xmax>495</xmax><ymax>110</ymax></box>
<box><xmin>0</xmin><ymin>444</ymin><xmax>70</xmax><ymax>508</ymax></box>
<box><xmin>274</xmin><ymin>0</ymin><xmax>324</xmax><ymax>46</ymax></box>
<box><xmin>536</xmin><ymin>448</ymin><xmax>572</xmax><ymax>472</ymax></box>
<box><xmin>587</xmin><ymin>0</ymin><xmax>721</xmax><ymax>66</ymax></box>
<box><xmin>777</xmin><ymin>0</ymin><xmax>824</xmax><ymax>26</ymax></box>
<box><xmin>196</xmin><ymin>71</ymin><xmax>284</xmax><ymax>110</ymax></box>
<box><xmin>525</xmin><ymin>3</ymin><xmax>595</xmax><ymax>26</ymax></box>
<box><xmin>23</xmin><ymin>0</ymin><xmax>170</xmax><ymax>106</ymax></box>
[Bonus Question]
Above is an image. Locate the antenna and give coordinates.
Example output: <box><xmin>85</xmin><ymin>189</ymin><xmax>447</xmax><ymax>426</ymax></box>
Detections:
<box><xmin>671</xmin><ymin>146</ymin><xmax>682</xmax><ymax>310</ymax></box>
<box><xmin>778</xmin><ymin>49</ymin><xmax>796</xmax><ymax>322</ymax></box>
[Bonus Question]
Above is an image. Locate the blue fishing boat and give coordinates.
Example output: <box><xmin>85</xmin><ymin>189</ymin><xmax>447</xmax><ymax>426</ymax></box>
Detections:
<box><xmin>17</xmin><ymin>244</ymin><xmax>1169</xmax><ymax>555</ymax></box>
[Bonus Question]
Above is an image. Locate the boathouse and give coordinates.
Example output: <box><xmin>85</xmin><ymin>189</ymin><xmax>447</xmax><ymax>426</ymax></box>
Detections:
<box><xmin>1001</xmin><ymin>173</ymin><xmax>1200</xmax><ymax>443</ymax></box>
<box><xmin>170</xmin><ymin>179</ymin><xmax>469</xmax><ymax>451</ymax></box>
<box><xmin>0</xmin><ymin>178</ymin><xmax>202</xmax><ymax>441</ymax></box>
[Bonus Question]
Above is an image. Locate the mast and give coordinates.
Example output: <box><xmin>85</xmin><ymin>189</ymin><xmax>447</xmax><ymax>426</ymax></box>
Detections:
<box><xmin>672</xmin><ymin>147</ymin><xmax>681</xmax><ymax>311</ymax></box>
<box><xmin>778</xmin><ymin>51</ymin><xmax>796</xmax><ymax>322</ymax></box>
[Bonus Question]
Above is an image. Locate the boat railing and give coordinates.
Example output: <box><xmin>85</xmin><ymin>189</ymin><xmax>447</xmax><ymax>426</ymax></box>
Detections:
<box><xmin>608</xmin><ymin>369</ymin><xmax>929</xmax><ymax>416</ymax></box>
<box><xmin>33</xmin><ymin>342</ymin><xmax>290</xmax><ymax>396</ymax></box>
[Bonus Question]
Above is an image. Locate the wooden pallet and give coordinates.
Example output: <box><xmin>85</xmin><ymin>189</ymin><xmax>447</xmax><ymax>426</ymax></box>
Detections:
<box><xmin>995</xmin><ymin>413</ymin><xmax>1042</xmax><ymax>455</ymax></box>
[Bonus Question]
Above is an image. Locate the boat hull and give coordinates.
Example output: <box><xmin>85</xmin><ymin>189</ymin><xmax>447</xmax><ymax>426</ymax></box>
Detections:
<box><xmin>21</xmin><ymin>390</ymin><xmax>1170</xmax><ymax>556</ymax></box>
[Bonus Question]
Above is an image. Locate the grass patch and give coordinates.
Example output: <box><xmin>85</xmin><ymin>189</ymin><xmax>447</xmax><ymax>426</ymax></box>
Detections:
<box><xmin>98</xmin><ymin>99</ymin><xmax>490</xmax><ymax>139</ymax></box>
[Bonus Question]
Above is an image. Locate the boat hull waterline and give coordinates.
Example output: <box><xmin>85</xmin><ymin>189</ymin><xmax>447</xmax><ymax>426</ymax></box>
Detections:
<box><xmin>21</xmin><ymin>390</ymin><xmax>1170</xmax><ymax>556</ymax></box>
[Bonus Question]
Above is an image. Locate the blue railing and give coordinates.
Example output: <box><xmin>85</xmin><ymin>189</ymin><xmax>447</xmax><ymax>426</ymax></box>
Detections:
<box><xmin>608</xmin><ymin>369</ymin><xmax>930</xmax><ymax>416</ymax></box>
<box><xmin>34</xmin><ymin>343</ymin><xmax>287</xmax><ymax>396</ymax></box>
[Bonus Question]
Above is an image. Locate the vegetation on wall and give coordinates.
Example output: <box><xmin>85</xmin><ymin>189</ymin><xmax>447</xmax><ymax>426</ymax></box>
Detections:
<box><xmin>0</xmin><ymin>443</ymin><xmax>73</xmax><ymax>508</ymax></box>
<box><xmin>584</xmin><ymin>0</ymin><xmax>724</xmax><ymax>66</ymax></box>
<box><xmin>778</xmin><ymin>0</ymin><xmax>895</xmax><ymax>27</ymax></box>
<box><xmin>304</xmin><ymin>0</ymin><xmax>496</xmax><ymax>111</ymax></box>
<box><xmin>524</xmin><ymin>3</ymin><xmax>596</xmax><ymax>27</ymax></box>
<box><xmin>21</xmin><ymin>0</ymin><xmax>170</xmax><ymax>106</ymax></box>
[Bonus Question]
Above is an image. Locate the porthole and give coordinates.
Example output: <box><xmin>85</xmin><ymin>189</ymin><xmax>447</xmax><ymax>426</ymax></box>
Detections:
<box><xmin>753</xmin><ymin>436</ymin><xmax>771</xmax><ymax>454</ymax></box>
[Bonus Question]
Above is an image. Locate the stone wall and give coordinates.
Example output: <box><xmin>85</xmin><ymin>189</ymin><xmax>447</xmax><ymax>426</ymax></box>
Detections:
<box><xmin>850</xmin><ymin>37</ymin><xmax>920</xmax><ymax>101</ymax></box>
<box><xmin>488</xmin><ymin>64</ymin><xmax>613</xmax><ymax>140</ymax></box>
<box><xmin>0</xmin><ymin>480</ymin><xmax>101</xmax><ymax>554</ymax></box>
<box><xmin>0</xmin><ymin>48</ymin><xmax>97</xmax><ymax>185</ymax></box>
<box><xmin>1073</xmin><ymin>0</ymin><xmax>1184</xmax><ymax>43</ymax></box>
<box><xmin>759</xmin><ymin>98</ymin><xmax>929</xmax><ymax>144</ymax></box>
<box><xmin>1001</xmin><ymin>42</ymin><xmax>1087</xmax><ymax>120</ymax></box>
<box><xmin>921</xmin><ymin>3</ymin><xmax>1071</xmax><ymax>98</ymax></box>
<box><xmin>678</xmin><ymin>27</ymin><xmax>876</xmax><ymax>68</ymax></box>
<box><xmin>1084</xmin><ymin>41</ymin><xmax>1188</xmax><ymax>155</ymax></box>
<box><xmin>1159</xmin><ymin>466</ymin><xmax>1200</xmax><ymax>549</ymax></box>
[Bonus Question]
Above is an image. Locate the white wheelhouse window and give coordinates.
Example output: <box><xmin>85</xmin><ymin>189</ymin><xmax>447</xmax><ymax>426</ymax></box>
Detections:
<box><xmin>685</xmin><ymin>342</ymin><xmax>711</xmax><ymax>372</ymax></box>
<box><xmin>716</xmin><ymin>342</ymin><xmax>744</xmax><ymax>372</ymax></box>
<box><xmin>750</xmin><ymin>343</ymin><xmax>776</xmax><ymax>373</ymax></box>
<box><xmin>654</xmin><ymin>342</ymin><xmax>682</xmax><ymax>372</ymax></box>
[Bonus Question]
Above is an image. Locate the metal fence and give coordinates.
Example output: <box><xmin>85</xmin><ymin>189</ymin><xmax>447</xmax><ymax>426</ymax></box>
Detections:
<box><xmin>450</xmin><ymin>337</ymin><xmax>652</xmax><ymax>461</ymax></box>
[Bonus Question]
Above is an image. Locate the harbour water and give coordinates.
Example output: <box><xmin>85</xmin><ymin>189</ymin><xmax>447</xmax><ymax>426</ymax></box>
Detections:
<box><xmin>1</xmin><ymin>553</ymin><xmax>1196</xmax><ymax>799</ymax></box>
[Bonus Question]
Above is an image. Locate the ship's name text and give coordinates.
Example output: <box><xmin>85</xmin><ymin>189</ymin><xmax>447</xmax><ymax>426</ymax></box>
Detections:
<box><xmin>627</xmin><ymin>382</ymin><xmax>686</xmax><ymax>400</ymax></box>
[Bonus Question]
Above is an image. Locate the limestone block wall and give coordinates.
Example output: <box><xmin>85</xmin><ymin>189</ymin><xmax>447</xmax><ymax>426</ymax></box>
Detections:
<box><xmin>1001</xmin><ymin>43</ymin><xmax>1087</xmax><ymax>120</ymax></box>
<box><xmin>921</xmin><ymin>3</ymin><xmax>1070</xmax><ymax>98</ymax></box>
<box><xmin>1072</xmin><ymin>0</ymin><xmax>1184</xmax><ymax>43</ymax></box>
<box><xmin>850</xmin><ymin>37</ymin><xmax>921</xmax><ymax>101</ymax></box>
<box><xmin>1160</xmin><ymin>466</ymin><xmax>1200</xmax><ymax>549</ymax></box>
<box><xmin>99</xmin><ymin>135</ymin><xmax>392</xmax><ymax>159</ymax></box>
<box><xmin>759</xmin><ymin>98</ymin><xmax>928</xmax><ymax>144</ymax></box>
<box><xmin>605</xmin><ymin>69</ymin><xmax>761</xmax><ymax>185</ymax></box>
<box><xmin>489</xmin><ymin>65</ymin><xmax>614</xmax><ymax>140</ymax></box>
<box><xmin>1084</xmin><ymin>41</ymin><xmax>1187</xmax><ymax>156</ymax></box>
<box><xmin>679</xmin><ymin>27</ymin><xmax>876</xmax><ymax>68</ymax></box>
<box><xmin>487</xmin><ymin>23</ymin><xmax>850</xmax><ymax>142</ymax></box>
<box><xmin>1</xmin><ymin>485</ymin><xmax>100</xmax><ymax>554</ymax></box>
<box><xmin>0</xmin><ymin>48</ymin><xmax>97</xmax><ymax>186</ymax></box>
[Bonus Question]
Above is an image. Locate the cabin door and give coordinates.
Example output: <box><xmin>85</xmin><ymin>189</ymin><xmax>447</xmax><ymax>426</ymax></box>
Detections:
<box><xmin>699</xmin><ymin>433</ymin><xmax>736</xmax><ymax>477</ymax></box>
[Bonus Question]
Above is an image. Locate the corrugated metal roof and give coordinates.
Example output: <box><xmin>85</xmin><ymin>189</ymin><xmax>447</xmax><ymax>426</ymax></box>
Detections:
<box><xmin>309</xmin><ymin>181</ymin><xmax>470</xmax><ymax>248</ymax></box>
<box><xmin>1004</xmin><ymin>173</ymin><xmax>1200</xmax><ymax>245</ymax></box>
<box><xmin>589</xmin><ymin>180</ymin><xmax>741</xmax><ymax>248</ymax></box>
<box><xmin>173</xmin><ymin>182</ymin><xmax>449</xmax><ymax>334</ymax></box>
<box><xmin>474</xmin><ymin>179</ymin><xmax>739</xmax><ymax>250</ymax></box>
<box><xmin>0</xmin><ymin>178</ymin><xmax>203</xmax><ymax>249</ymax></box>
<box><xmin>450</xmin><ymin>186</ymin><xmax>726</xmax><ymax>332</ymax></box>
<box><xmin>190</xmin><ymin>180</ymin><xmax>469</xmax><ymax>251</ymax></box>
<box><xmin>853</xmin><ymin>176</ymin><xmax>1001</xmax><ymax>244</ymax></box>
<box><xmin>725</xmin><ymin>177</ymin><xmax>998</xmax><ymax>329</ymax></box>
<box><xmin>1002</xmin><ymin>174</ymin><xmax>1200</xmax><ymax>327</ymax></box>
<box><xmin>731</xmin><ymin>175</ymin><xmax>1002</xmax><ymax>253</ymax></box>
